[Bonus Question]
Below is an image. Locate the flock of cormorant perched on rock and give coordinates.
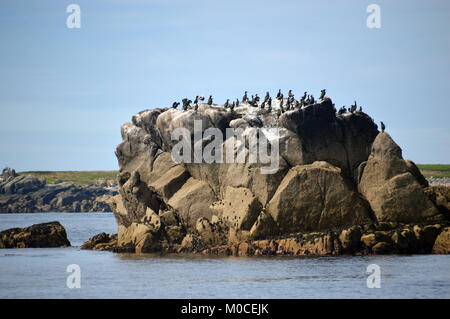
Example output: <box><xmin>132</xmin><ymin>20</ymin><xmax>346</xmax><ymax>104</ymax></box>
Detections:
<box><xmin>169</xmin><ymin>89</ymin><xmax>386</xmax><ymax>130</ymax></box>
<box><xmin>174</xmin><ymin>89</ymin><xmax>341</xmax><ymax>112</ymax></box>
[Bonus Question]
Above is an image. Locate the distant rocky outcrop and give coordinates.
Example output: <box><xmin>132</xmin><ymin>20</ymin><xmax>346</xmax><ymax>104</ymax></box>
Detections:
<box><xmin>0</xmin><ymin>167</ymin><xmax>45</xmax><ymax>194</ymax></box>
<box><xmin>0</xmin><ymin>221</ymin><xmax>70</xmax><ymax>248</ymax></box>
<box><xmin>0</xmin><ymin>169</ymin><xmax>117</xmax><ymax>213</ymax></box>
<box><xmin>100</xmin><ymin>96</ymin><xmax>448</xmax><ymax>255</ymax></box>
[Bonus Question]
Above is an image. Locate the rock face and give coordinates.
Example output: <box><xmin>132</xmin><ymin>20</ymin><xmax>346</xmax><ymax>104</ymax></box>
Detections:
<box><xmin>432</xmin><ymin>227</ymin><xmax>450</xmax><ymax>254</ymax></box>
<box><xmin>424</xmin><ymin>186</ymin><xmax>450</xmax><ymax>219</ymax></box>
<box><xmin>358</xmin><ymin>133</ymin><xmax>441</xmax><ymax>223</ymax></box>
<box><xmin>266</xmin><ymin>161</ymin><xmax>373</xmax><ymax>233</ymax></box>
<box><xmin>0</xmin><ymin>222</ymin><xmax>71</xmax><ymax>248</ymax></box>
<box><xmin>81</xmin><ymin>232</ymin><xmax>118</xmax><ymax>251</ymax></box>
<box><xmin>111</xmin><ymin>96</ymin><xmax>446</xmax><ymax>254</ymax></box>
<box><xmin>0</xmin><ymin>168</ymin><xmax>44</xmax><ymax>194</ymax></box>
<box><xmin>0</xmin><ymin>169</ymin><xmax>117</xmax><ymax>213</ymax></box>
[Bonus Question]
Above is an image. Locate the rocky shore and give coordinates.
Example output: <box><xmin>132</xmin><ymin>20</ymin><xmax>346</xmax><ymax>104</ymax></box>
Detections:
<box><xmin>0</xmin><ymin>221</ymin><xmax>71</xmax><ymax>248</ymax></box>
<box><xmin>78</xmin><ymin>96</ymin><xmax>450</xmax><ymax>256</ymax></box>
<box><xmin>83</xmin><ymin>222</ymin><xmax>450</xmax><ymax>256</ymax></box>
<box><xmin>0</xmin><ymin>168</ymin><xmax>117</xmax><ymax>213</ymax></box>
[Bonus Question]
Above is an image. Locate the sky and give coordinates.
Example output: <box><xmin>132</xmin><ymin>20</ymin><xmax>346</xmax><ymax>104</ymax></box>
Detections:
<box><xmin>0</xmin><ymin>0</ymin><xmax>449</xmax><ymax>171</ymax></box>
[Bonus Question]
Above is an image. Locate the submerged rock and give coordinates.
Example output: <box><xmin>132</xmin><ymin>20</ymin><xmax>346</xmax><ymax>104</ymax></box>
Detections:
<box><xmin>0</xmin><ymin>222</ymin><xmax>71</xmax><ymax>248</ymax></box>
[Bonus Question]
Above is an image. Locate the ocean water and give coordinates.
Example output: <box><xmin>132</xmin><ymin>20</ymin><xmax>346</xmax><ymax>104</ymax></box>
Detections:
<box><xmin>0</xmin><ymin>213</ymin><xmax>449</xmax><ymax>299</ymax></box>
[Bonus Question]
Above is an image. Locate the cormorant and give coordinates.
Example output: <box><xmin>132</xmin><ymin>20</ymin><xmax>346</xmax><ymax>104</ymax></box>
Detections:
<box><xmin>242</xmin><ymin>91</ymin><xmax>248</xmax><ymax>102</ymax></box>
<box><xmin>288</xmin><ymin>90</ymin><xmax>294</xmax><ymax>98</ymax></box>
<box><xmin>172</xmin><ymin>102</ymin><xmax>180</xmax><ymax>109</ymax></box>
<box><xmin>276</xmin><ymin>89</ymin><xmax>282</xmax><ymax>99</ymax></box>
<box><xmin>250</xmin><ymin>95</ymin><xmax>258</xmax><ymax>107</ymax></box>
<box><xmin>381</xmin><ymin>121</ymin><xmax>385</xmax><ymax>132</ymax></box>
<box><xmin>286</xmin><ymin>98</ymin><xmax>291</xmax><ymax>110</ymax></box>
<box><xmin>349</xmin><ymin>105</ymin><xmax>355</xmax><ymax>113</ymax></box>
<box><xmin>337</xmin><ymin>106</ymin><xmax>346</xmax><ymax>115</ymax></box>
<box><xmin>319</xmin><ymin>89</ymin><xmax>326</xmax><ymax>100</ymax></box>
<box><xmin>182</xmin><ymin>98</ymin><xmax>192</xmax><ymax>110</ymax></box>
<box><xmin>300</xmin><ymin>97</ymin><xmax>305</xmax><ymax>107</ymax></box>
<box><xmin>208</xmin><ymin>95</ymin><xmax>213</xmax><ymax>105</ymax></box>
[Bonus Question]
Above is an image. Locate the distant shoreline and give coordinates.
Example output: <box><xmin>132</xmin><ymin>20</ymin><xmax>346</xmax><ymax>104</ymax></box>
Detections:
<box><xmin>0</xmin><ymin>169</ymin><xmax>117</xmax><ymax>213</ymax></box>
<box><xmin>18</xmin><ymin>164</ymin><xmax>450</xmax><ymax>183</ymax></box>
<box><xmin>18</xmin><ymin>170</ymin><xmax>118</xmax><ymax>185</ymax></box>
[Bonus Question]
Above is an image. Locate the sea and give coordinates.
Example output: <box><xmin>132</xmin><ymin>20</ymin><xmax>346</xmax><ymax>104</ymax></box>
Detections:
<box><xmin>0</xmin><ymin>213</ymin><xmax>449</xmax><ymax>299</ymax></box>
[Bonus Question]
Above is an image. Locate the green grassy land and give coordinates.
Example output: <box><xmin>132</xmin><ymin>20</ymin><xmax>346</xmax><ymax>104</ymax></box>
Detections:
<box><xmin>416</xmin><ymin>164</ymin><xmax>450</xmax><ymax>178</ymax></box>
<box><xmin>19</xmin><ymin>170</ymin><xmax>118</xmax><ymax>185</ymax></box>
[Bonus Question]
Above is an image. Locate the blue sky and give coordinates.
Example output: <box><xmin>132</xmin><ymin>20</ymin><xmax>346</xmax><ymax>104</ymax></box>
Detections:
<box><xmin>0</xmin><ymin>0</ymin><xmax>449</xmax><ymax>171</ymax></box>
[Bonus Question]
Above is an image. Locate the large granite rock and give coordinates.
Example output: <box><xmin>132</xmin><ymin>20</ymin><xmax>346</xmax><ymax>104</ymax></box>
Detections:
<box><xmin>266</xmin><ymin>161</ymin><xmax>373</xmax><ymax>233</ymax></box>
<box><xmin>167</xmin><ymin>177</ymin><xmax>217</xmax><ymax>229</ymax></box>
<box><xmin>110</xmin><ymin>96</ymin><xmax>444</xmax><ymax>254</ymax></box>
<box><xmin>0</xmin><ymin>222</ymin><xmax>71</xmax><ymax>248</ymax></box>
<box><xmin>278</xmin><ymin>99</ymin><xmax>378</xmax><ymax>178</ymax></box>
<box><xmin>358</xmin><ymin>133</ymin><xmax>441</xmax><ymax>223</ymax></box>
